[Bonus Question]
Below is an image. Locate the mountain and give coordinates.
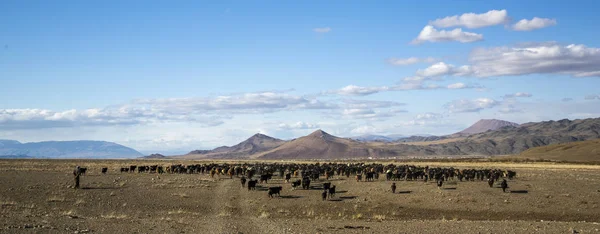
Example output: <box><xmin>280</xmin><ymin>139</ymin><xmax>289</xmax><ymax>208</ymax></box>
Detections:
<box><xmin>0</xmin><ymin>140</ymin><xmax>143</xmax><ymax>158</ymax></box>
<box><xmin>434</xmin><ymin>118</ymin><xmax>600</xmax><ymax>155</ymax></box>
<box><xmin>182</xmin><ymin>133</ymin><xmax>286</xmax><ymax>159</ymax></box>
<box><xmin>516</xmin><ymin>139</ymin><xmax>600</xmax><ymax>162</ymax></box>
<box><xmin>350</xmin><ymin>134</ymin><xmax>409</xmax><ymax>142</ymax></box>
<box><xmin>455</xmin><ymin>119</ymin><xmax>519</xmax><ymax>136</ymax></box>
<box><xmin>396</xmin><ymin>135</ymin><xmax>446</xmax><ymax>143</ymax></box>
<box><xmin>258</xmin><ymin>130</ymin><xmax>372</xmax><ymax>159</ymax></box>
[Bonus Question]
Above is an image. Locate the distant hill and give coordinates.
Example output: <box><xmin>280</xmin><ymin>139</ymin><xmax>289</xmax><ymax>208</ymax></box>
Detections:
<box><xmin>396</xmin><ymin>135</ymin><xmax>446</xmax><ymax>143</ymax></box>
<box><xmin>142</xmin><ymin>153</ymin><xmax>167</xmax><ymax>159</ymax></box>
<box><xmin>182</xmin><ymin>133</ymin><xmax>286</xmax><ymax>159</ymax></box>
<box><xmin>516</xmin><ymin>139</ymin><xmax>600</xmax><ymax>162</ymax></box>
<box><xmin>454</xmin><ymin>119</ymin><xmax>519</xmax><ymax>136</ymax></box>
<box><xmin>435</xmin><ymin>118</ymin><xmax>600</xmax><ymax>155</ymax></box>
<box><xmin>350</xmin><ymin>135</ymin><xmax>396</xmax><ymax>142</ymax></box>
<box><xmin>0</xmin><ymin>140</ymin><xmax>143</xmax><ymax>158</ymax></box>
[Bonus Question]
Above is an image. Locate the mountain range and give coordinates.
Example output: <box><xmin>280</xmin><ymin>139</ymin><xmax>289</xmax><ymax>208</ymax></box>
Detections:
<box><xmin>181</xmin><ymin>117</ymin><xmax>600</xmax><ymax>160</ymax></box>
<box><xmin>0</xmin><ymin>140</ymin><xmax>143</xmax><ymax>159</ymax></box>
<box><xmin>3</xmin><ymin>117</ymin><xmax>599</xmax><ymax>160</ymax></box>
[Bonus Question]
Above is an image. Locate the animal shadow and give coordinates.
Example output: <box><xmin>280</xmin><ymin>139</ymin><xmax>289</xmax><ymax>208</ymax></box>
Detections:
<box><xmin>510</xmin><ymin>190</ymin><xmax>528</xmax><ymax>194</ymax></box>
<box><xmin>339</xmin><ymin>196</ymin><xmax>357</xmax><ymax>200</ymax></box>
<box><xmin>81</xmin><ymin>186</ymin><xmax>120</xmax><ymax>190</ymax></box>
<box><xmin>442</xmin><ymin>187</ymin><xmax>457</xmax><ymax>190</ymax></box>
<box><xmin>280</xmin><ymin>195</ymin><xmax>303</xmax><ymax>199</ymax></box>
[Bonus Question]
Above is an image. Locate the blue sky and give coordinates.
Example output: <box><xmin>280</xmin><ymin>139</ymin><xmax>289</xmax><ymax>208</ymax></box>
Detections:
<box><xmin>1</xmin><ymin>1</ymin><xmax>600</xmax><ymax>154</ymax></box>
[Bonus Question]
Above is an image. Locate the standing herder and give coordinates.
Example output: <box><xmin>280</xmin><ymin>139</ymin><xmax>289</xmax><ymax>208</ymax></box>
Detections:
<box><xmin>73</xmin><ymin>166</ymin><xmax>82</xmax><ymax>189</ymax></box>
<box><xmin>391</xmin><ymin>183</ymin><xmax>397</xmax><ymax>193</ymax></box>
<box><xmin>501</xmin><ymin>179</ymin><xmax>508</xmax><ymax>193</ymax></box>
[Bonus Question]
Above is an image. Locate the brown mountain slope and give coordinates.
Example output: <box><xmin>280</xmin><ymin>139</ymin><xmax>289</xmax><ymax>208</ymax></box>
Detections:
<box><xmin>516</xmin><ymin>139</ymin><xmax>600</xmax><ymax>162</ymax></box>
<box><xmin>256</xmin><ymin>130</ymin><xmax>369</xmax><ymax>159</ymax></box>
<box><xmin>180</xmin><ymin>133</ymin><xmax>286</xmax><ymax>159</ymax></box>
<box><xmin>435</xmin><ymin>118</ymin><xmax>600</xmax><ymax>155</ymax></box>
<box><xmin>454</xmin><ymin>119</ymin><xmax>519</xmax><ymax>136</ymax></box>
<box><xmin>179</xmin><ymin>117</ymin><xmax>600</xmax><ymax>160</ymax></box>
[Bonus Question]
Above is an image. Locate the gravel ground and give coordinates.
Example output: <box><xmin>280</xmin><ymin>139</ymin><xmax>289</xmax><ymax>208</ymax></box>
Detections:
<box><xmin>1</xmin><ymin>159</ymin><xmax>600</xmax><ymax>233</ymax></box>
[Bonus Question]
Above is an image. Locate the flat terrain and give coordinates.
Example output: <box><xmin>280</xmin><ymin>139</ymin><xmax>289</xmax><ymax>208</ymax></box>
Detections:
<box><xmin>2</xmin><ymin>160</ymin><xmax>600</xmax><ymax>233</ymax></box>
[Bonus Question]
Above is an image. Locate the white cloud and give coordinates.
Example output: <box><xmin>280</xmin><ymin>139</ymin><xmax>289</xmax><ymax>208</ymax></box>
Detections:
<box><xmin>468</xmin><ymin>43</ymin><xmax>600</xmax><ymax>78</ymax></box>
<box><xmin>416</xmin><ymin>112</ymin><xmax>444</xmax><ymax>120</ymax></box>
<box><xmin>335</xmin><ymin>85</ymin><xmax>390</xmax><ymax>96</ymax></box>
<box><xmin>429</xmin><ymin>10</ymin><xmax>509</xmax><ymax>29</ymax></box>
<box><xmin>412</xmin><ymin>26</ymin><xmax>483</xmax><ymax>44</ymax></box>
<box><xmin>504</xmin><ymin>92</ymin><xmax>533</xmax><ymax>98</ymax></box>
<box><xmin>328</xmin><ymin>81</ymin><xmax>481</xmax><ymax>97</ymax></box>
<box><xmin>342</xmin><ymin>99</ymin><xmax>405</xmax><ymax>109</ymax></box>
<box><xmin>0</xmin><ymin>108</ymin><xmax>225</xmax><ymax>130</ymax></box>
<box><xmin>134</xmin><ymin>92</ymin><xmax>338</xmax><ymax>113</ymax></box>
<box><xmin>350</xmin><ymin>125</ymin><xmax>383</xmax><ymax>135</ymax></box>
<box><xmin>445</xmin><ymin>98</ymin><xmax>500</xmax><ymax>113</ymax></box>
<box><xmin>313</xmin><ymin>27</ymin><xmax>331</xmax><ymax>33</ymax></box>
<box><xmin>512</xmin><ymin>17</ymin><xmax>557</xmax><ymax>31</ymax></box>
<box><xmin>388</xmin><ymin>57</ymin><xmax>437</xmax><ymax>66</ymax></box>
<box><xmin>278</xmin><ymin>121</ymin><xmax>319</xmax><ymax>130</ymax></box>
<box><xmin>498</xmin><ymin>105</ymin><xmax>523</xmax><ymax>113</ymax></box>
<box><xmin>415</xmin><ymin>62</ymin><xmax>473</xmax><ymax>78</ymax></box>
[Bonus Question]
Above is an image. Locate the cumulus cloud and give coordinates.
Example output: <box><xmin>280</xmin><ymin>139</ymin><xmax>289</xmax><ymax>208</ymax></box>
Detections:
<box><xmin>444</xmin><ymin>98</ymin><xmax>500</xmax><ymax>113</ymax></box>
<box><xmin>468</xmin><ymin>43</ymin><xmax>600</xmax><ymax>78</ymax></box>
<box><xmin>0</xmin><ymin>108</ymin><xmax>226</xmax><ymax>130</ymax></box>
<box><xmin>504</xmin><ymin>92</ymin><xmax>533</xmax><ymax>98</ymax></box>
<box><xmin>412</xmin><ymin>26</ymin><xmax>483</xmax><ymax>44</ymax></box>
<box><xmin>388</xmin><ymin>57</ymin><xmax>437</xmax><ymax>66</ymax></box>
<box><xmin>421</xmin><ymin>43</ymin><xmax>600</xmax><ymax>78</ymax></box>
<box><xmin>313</xmin><ymin>27</ymin><xmax>331</xmax><ymax>33</ymax></box>
<box><xmin>415</xmin><ymin>62</ymin><xmax>473</xmax><ymax>77</ymax></box>
<box><xmin>0</xmin><ymin>92</ymin><xmax>342</xmax><ymax>130</ymax></box>
<box><xmin>134</xmin><ymin>92</ymin><xmax>338</xmax><ymax>113</ymax></box>
<box><xmin>278</xmin><ymin>121</ymin><xmax>319</xmax><ymax>130</ymax></box>
<box><xmin>429</xmin><ymin>9</ymin><xmax>509</xmax><ymax>29</ymax></box>
<box><xmin>512</xmin><ymin>17</ymin><xmax>557</xmax><ymax>31</ymax></box>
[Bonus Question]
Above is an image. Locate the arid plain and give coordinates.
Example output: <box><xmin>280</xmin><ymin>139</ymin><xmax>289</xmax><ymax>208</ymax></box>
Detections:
<box><xmin>2</xmin><ymin>159</ymin><xmax>600</xmax><ymax>234</ymax></box>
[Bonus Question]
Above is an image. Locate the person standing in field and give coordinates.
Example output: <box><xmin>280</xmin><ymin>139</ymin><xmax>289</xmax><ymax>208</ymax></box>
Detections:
<box><xmin>73</xmin><ymin>166</ymin><xmax>82</xmax><ymax>189</ymax></box>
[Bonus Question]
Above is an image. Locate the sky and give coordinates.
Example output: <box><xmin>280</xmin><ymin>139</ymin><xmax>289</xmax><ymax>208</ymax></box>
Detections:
<box><xmin>1</xmin><ymin>1</ymin><xmax>600</xmax><ymax>154</ymax></box>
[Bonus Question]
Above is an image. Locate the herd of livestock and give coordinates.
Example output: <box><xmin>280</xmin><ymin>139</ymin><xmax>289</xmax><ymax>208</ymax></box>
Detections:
<box><xmin>79</xmin><ymin>162</ymin><xmax>517</xmax><ymax>197</ymax></box>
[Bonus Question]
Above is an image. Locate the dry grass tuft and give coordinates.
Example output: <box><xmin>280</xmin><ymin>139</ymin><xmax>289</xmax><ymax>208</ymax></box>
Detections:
<box><xmin>373</xmin><ymin>214</ymin><xmax>387</xmax><ymax>221</ymax></box>
<box><xmin>352</xmin><ymin>213</ymin><xmax>363</xmax><ymax>220</ymax></box>
<box><xmin>101</xmin><ymin>212</ymin><xmax>128</xmax><ymax>219</ymax></box>
<box><xmin>171</xmin><ymin>193</ymin><xmax>189</xmax><ymax>198</ymax></box>
<box><xmin>0</xmin><ymin>200</ymin><xmax>17</xmax><ymax>206</ymax></box>
<box><xmin>258</xmin><ymin>211</ymin><xmax>270</xmax><ymax>218</ymax></box>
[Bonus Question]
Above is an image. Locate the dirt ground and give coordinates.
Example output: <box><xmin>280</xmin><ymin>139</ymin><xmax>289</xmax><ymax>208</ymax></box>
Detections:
<box><xmin>1</xmin><ymin>159</ymin><xmax>600</xmax><ymax>234</ymax></box>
